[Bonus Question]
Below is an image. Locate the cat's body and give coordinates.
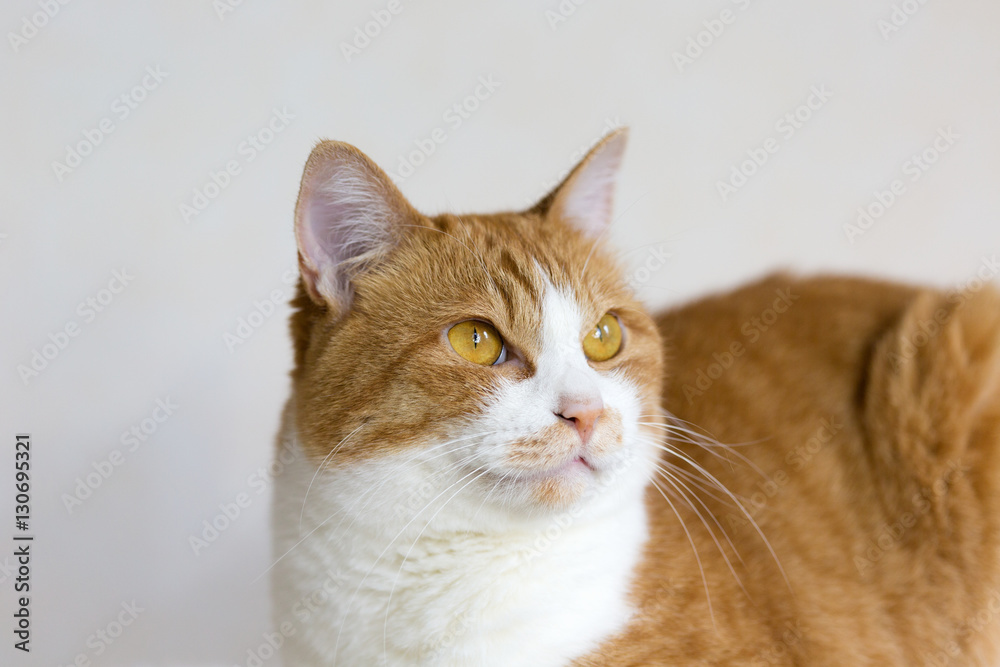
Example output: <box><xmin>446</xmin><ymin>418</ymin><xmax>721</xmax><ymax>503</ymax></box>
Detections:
<box><xmin>271</xmin><ymin>132</ymin><xmax>1000</xmax><ymax>665</ymax></box>
<box><xmin>593</xmin><ymin>275</ymin><xmax>1000</xmax><ymax>665</ymax></box>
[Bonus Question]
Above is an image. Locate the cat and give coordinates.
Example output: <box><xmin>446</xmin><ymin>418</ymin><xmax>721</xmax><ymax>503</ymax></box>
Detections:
<box><xmin>270</xmin><ymin>129</ymin><xmax>1000</xmax><ymax>665</ymax></box>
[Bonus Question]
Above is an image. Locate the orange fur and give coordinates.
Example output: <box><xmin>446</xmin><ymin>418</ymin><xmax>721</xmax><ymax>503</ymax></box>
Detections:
<box><xmin>280</xmin><ymin>134</ymin><xmax>1000</xmax><ymax>665</ymax></box>
<box><xmin>288</xmin><ymin>135</ymin><xmax>662</xmax><ymax>472</ymax></box>
<box><xmin>579</xmin><ymin>276</ymin><xmax>1000</xmax><ymax>665</ymax></box>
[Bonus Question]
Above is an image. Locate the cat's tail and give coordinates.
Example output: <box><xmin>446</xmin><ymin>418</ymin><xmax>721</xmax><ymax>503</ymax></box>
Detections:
<box><xmin>863</xmin><ymin>281</ymin><xmax>1000</xmax><ymax>566</ymax></box>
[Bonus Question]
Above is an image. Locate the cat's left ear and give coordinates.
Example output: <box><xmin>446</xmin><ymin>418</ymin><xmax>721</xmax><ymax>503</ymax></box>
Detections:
<box><xmin>294</xmin><ymin>140</ymin><xmax>420</xmax><ymax>313</ymax></box>
<box><xmin>532</xmin><ymin>127</ymin><xmax>628</xmax><ymax>237</ymax></box>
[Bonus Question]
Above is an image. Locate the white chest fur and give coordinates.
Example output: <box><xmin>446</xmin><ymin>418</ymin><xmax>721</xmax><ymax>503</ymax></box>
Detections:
<box><xmin>271</xmin><ymin>427</ymin><xmax>650</xmax><ymax>667</ymax></box>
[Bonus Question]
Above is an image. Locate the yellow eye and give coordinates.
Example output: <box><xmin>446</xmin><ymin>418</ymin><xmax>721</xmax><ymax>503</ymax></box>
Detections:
<box><xmin>447</xmin><ymin>320</ymin><xmax>505</xmax><ymax>365</ymax></box>
<box><xmin>583</xmin><ymin>313</ymin><xmax>623</xmax><ymax>362</ymax></box>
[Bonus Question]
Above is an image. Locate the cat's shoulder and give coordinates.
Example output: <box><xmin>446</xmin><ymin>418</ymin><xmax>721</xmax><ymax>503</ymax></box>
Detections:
<box><xmin>655</xmin><ymin>272</ymin><xmax>1000</xmax><ymax>365</ymax></box>
<box><xmin>657</xmin><ymin>273</ymin><xmax>919</xmax><ymax>333</ymax></box>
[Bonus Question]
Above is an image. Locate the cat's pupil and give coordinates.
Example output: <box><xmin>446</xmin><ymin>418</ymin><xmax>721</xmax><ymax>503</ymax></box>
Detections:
<box><xmin>472</xmin><ymin>328</ymin><xmax>480</xmax><ymax>348</ymax></box>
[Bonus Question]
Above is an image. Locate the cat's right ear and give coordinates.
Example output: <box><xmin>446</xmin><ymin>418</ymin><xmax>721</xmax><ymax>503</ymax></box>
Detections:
<box><xmin>294</xmin><ymin>141</ymin><xmax>419</xmax><ymax>312</ymax></box>
<box><xmin>530</xmin><ymin>128</ymin><xmax>628</xmax><ymax>238</ymax></box>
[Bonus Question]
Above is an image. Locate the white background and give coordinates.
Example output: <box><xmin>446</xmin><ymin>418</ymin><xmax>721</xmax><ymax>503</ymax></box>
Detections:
<box><xmin>2</xmin><ymin>0</ymin><xmax>999</xmax><ymax>664</ymax></box>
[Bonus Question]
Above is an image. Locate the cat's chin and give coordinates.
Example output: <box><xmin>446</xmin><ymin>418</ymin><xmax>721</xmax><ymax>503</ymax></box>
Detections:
<box><xmin>483</xmin><ymin>455</ymin><xmax>609</xmax><ymax>512</ymax></box>
<box><xmin>515</xmin><ymin>454</ymin><xmax>596</xmax><ymax>480</ymax></box>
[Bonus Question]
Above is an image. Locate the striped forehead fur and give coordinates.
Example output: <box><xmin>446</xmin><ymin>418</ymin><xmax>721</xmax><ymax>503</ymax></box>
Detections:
<box><xmin>288</xmin><ymin>209</ymin><xmax>663</xmax><ymax>467</ymax></box>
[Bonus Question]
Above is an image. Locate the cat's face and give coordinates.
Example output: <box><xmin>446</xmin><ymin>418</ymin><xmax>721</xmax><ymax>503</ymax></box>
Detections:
<box><xmin>290</xmin><ymin>132</ymin><xmax>663</xmax><ymax>522</ymax></box>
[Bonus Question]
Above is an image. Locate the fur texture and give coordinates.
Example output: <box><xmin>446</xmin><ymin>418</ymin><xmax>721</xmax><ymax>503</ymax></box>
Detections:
<box><xmin>583</xmin><ymin>275</ymin><xmax>1000</xmax><ymax>665</ymax></box>
<box><xmin>272</xmin><ymin>132</ymin><xmax>1000</xmax><ymax>665</ymax></box>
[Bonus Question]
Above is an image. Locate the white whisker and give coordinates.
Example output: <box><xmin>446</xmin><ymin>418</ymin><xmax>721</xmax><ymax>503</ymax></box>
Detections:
<box><xmin>298</xmin><ymin>423</ymin><xmax>365</xmax><ymax>529</ymax></box>
<box><xmin>648</xmin><ymin>478</ymin><xmax>716</xmax><ymax>631</ymax></box>
<box><xmin>331</xmin><ymin>464</ymin><xmax>489</xmax><ymax>665</ymax></box>
<box><xmin>380</xmin><ymin>467</ymin><xmax>493</xmax><ymax>663</ymax></box>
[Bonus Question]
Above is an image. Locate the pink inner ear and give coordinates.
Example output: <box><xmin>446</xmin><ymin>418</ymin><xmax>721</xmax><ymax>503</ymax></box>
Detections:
<box><xmin>295</xmin><ymin>156</ymin><xmax>396</xmax><ymax>309</ymax></box>
<box><xmin>553</xmin><ymin>131</ymin><xmax>627</xmax><ymax>238</ymax></box>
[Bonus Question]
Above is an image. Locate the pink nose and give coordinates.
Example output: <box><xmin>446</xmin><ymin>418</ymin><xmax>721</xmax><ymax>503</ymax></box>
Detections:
<box><xmin>556</xmin><ymin>395</ymin><xmax>604</xmax><ymax>445</ymax></box>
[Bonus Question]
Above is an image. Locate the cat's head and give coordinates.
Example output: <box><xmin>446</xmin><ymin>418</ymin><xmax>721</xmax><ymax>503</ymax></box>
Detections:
<box><xmin>289</xmin><ymin>131</ymin><xmax>664</xmax><ymax>524</ymax></box>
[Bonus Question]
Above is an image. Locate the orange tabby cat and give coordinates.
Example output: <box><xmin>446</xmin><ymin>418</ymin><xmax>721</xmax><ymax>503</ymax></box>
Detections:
<box><xmin>271</xmin><ymin>129</ymin><xmax>1000</xmax><ymax>665</ymax></box>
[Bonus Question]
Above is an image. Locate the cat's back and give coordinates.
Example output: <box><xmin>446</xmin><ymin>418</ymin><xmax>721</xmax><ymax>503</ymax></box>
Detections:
<box><xmin>584</xmin><ymin>275</ymin><xmax>1000</xmax><ymax>665</ymax></box>
<box><xmin>659</xmin><ymin>274</ymin><xmax>915</xmax><ymax>423</ymax></box>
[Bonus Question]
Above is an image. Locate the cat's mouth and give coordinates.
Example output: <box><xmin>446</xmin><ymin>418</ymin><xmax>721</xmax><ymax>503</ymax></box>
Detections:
<box><xmin>557</xmin><ymin>454</ymin><xmax>597</xmax><ymax>475</ymax></box>
<box><xmin>483</xmin><ymin>451</ymin><xmax>606</xmax><ymax>506</ymax></box>
<box><xmin>488</xmin><ymin>452</ymin><xmax>602</xmax><ymax>508</ymax></box>
<box><xmin>500</xmin><ymin>428</ymin><xmax>601</xmax><ymax>480</ymax></box>
<box><xmin>511</xmin><ymin>453</ymin><xmax>596</xmax><ymax>481</ymax></box>
<box><xmin>472</xmin><ymin>414</ymin><xmax>628</xmax><ymax>507</ymax></box>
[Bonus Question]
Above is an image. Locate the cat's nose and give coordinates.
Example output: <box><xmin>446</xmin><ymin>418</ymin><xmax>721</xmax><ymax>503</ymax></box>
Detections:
<box><xmin>556</xmin><ymin>395</ymin><xmax>604</xmax><ymax>446</ymax></box>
